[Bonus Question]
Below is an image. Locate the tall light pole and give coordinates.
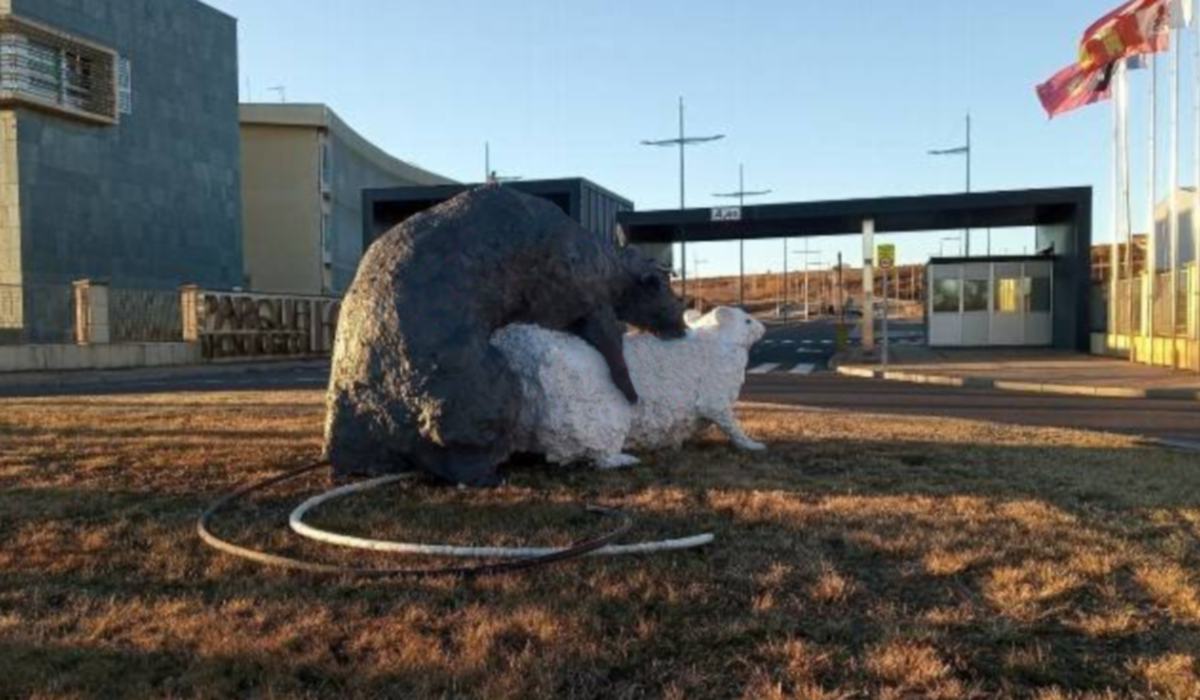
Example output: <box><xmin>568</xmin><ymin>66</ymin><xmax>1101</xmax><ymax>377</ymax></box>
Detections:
<box><xmin>714</xmin><ymin>163</ymin><xmax>771</xmax><ymax>308</ymax></box>
<box><xmin>792</xmin><ymin>245</ymin><xmax>821</xmax><ymax>320</ymax></box>
<box><xmin>642</xmin><ymin>97</ymin><xmax>725</xmax><ymax>305</ymax></box>
<box><xmin>781</xmin><ymin>238</ymin><xmax>788</xmax><ymax>317</ymax></box>
<box><xmin>929</xmin><ymin>113</ymin><xmax>973</xmax><ymax>256</ymax></box>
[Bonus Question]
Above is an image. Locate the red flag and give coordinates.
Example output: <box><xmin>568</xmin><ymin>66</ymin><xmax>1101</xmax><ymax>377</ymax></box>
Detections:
<box><xmin>1036</xmin><ymin>62</ymin><xmax>1114</xmax><ymax>119</ymax></box>
<box><xmin>1079</xmin><ymin>0</ymin><xmax>1170</xmax><ymax>70</ymax></box>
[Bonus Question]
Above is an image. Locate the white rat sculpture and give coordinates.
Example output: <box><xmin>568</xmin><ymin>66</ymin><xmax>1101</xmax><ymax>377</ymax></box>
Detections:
<box><xmin>492</xmin><ymin>306</ymin><xmax>767</xmax><ymax>469</ymax></box>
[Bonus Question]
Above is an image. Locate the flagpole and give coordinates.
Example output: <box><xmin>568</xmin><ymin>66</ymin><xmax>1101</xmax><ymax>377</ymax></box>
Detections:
<box><xmin>1122</xmin><ymin>60</ymin><xmax>1134</xmax><ymax>344</ymax></box>
<box><xmin>1148</xmin><ymin>55</ymin><xmax>1159</xmax><ymax>344</ymax></box>
<box><xmin>1113</xmin><ymin>62</ymin><xmax>1122</xmax><ymax>342</ymax></box>
<box><xmin>1147</xmin><ymin>55</ymin><xmax>1156</xmax><ymax>348</ymax></box>
<box><xmin>1194</xmin><ymin>1</ymin><xmax>1200</xmax><ymax>352</ymax></box>
<box><xmin>1118</xmin><ymin>61</ymin><xmax>1132</xmax><ymax>343</ymax></box>
<box><xmin>1171</xmin><ymin>27</ymin><xmax>1182</xmax><ymax>360</ymax></box>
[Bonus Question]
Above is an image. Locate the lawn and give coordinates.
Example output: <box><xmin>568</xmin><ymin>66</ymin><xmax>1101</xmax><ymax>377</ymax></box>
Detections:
<box><xmin>1</xmin><ymin>389</ymin><xmax>1199</xmax><ymax>698</ymax></box>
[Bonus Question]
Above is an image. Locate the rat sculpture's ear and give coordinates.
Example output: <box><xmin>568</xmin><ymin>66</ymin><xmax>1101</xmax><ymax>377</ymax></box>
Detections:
<box><xmin>714</xmin><ymin>306</ymin><xmax>739</xmax><ymax>326</ymax></box>
<box><xmin>683</xmin><ymin>309</ymin><xmax>703</xmax><ymax>326</ymax></box>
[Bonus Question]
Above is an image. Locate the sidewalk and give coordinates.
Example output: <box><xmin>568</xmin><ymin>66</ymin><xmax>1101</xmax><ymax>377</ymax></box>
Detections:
<box><xmin>833</xmin><ymin>345</ymin><xmax>1200</xmax><ymax>401</ymax></box>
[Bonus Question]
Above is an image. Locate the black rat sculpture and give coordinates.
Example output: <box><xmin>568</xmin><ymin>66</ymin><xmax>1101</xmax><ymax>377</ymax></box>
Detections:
<box><xmin>323</xmin><ymin>185</ymin><xmax>686</xmax><ymax>486</ymax></box>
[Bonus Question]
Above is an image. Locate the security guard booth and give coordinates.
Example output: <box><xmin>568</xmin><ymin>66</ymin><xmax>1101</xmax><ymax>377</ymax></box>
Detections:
<box><xmin>927</xmin><ymin>255</ymin><xmax>1054</xmax><ymax>347</ymax></box>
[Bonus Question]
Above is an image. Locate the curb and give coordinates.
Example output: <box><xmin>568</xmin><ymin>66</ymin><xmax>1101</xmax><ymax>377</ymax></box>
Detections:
<box><xmin>835</xmin><ymin>366</ymin><xmax>1200</xmax><ymax>402</ymax></box>
<box><xmin>1138</xmin><ymin>437</ymin><xmax>1200</xmax><ymax>452</ymax></box>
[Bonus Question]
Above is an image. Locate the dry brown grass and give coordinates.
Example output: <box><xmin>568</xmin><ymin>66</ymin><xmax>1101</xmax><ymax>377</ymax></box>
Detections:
<box><xmin>2</xmin><ymin>389</ymin><xmax>1199</xmax><ymax>698</ymax></box>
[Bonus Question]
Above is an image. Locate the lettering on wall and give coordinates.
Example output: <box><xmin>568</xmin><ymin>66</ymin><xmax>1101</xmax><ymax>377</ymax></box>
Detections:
<box><xmin>194</xmin><ymin>290</ymin><xmax>340</xmax><ymax>359</ymax></box>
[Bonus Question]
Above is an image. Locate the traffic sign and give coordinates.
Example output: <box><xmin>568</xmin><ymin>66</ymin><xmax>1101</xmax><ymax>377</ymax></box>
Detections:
<box><xmin>710</xmin><ymin>206</ymin><xmax>742</xmax><ymax>222</ymax></box>
<box><xmin>877</xmin><ymin>243</ymin><xmax>895</xmax><ymax>269</ymax></box>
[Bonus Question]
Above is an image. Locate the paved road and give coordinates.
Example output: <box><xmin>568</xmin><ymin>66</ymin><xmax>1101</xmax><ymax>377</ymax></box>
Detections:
<box><xmin>746</xmin><ymin>317</ymin><xmax>923</xmax><ymax>375</ymax></box>
<box><xmin>743</xmin><ymin>372</ymin><xmax>1200</xmax><ymax>444</ymax></box>
<box><xmin>3</xmin><ymin>341</ymin><xmax>1197</xmax><ymax>444</ymax></box>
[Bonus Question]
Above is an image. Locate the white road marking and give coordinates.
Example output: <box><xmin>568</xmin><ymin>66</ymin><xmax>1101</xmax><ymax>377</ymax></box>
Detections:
<box><xmin>781</xmin><ymin>340</ymin><xmax>794</xmax><ymax>344</ymax></box>
<box><xmin>747</xmin><ymin>363</ymin><xmax>781</xmax><ymax>374</ymax></box>
<box><xmin>801</xmin><ymin>339</ymin><xmax>814</xmax><ymax>344</ymax></box>
<box><xmin>796</xmin><ymin>348</ymin><xmax>824</xmax><ymax>354</ymax></box>
<box><xmin>820</xmin><ymin>339</ymin><xmax>833</xmax><ymax>344</ymax></box>
<box><xmin>789</xmin><ymin>363</ymin><xmax>816</xmax><ymax>375</ymax></box>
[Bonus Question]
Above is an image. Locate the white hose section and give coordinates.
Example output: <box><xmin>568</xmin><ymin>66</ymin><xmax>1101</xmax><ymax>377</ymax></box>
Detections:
<box><xmin>288</xmin><ymin>474</ymin><xmax>715</xmax><ymax>557</ymax></box>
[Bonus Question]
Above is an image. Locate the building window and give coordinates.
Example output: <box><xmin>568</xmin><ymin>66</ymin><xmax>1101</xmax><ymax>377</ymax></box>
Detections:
<box><xmin>117</xmin><ymin>56</ymin><xmax>131</xmax><ymax>115</ymax></box>
<box><xmin>319</xmin><ymin>135</ymin><xmax>332</xmax><ymax>194</ymax></box>
<box><xmin>0</xmin><ymin>16</ymin><xmax>118</xmax><ymax>124</ymax></box>
<box><xmin>321</xmin><ymin>212</ymin><xmax>333</xmax><ymax>264</ymax></box>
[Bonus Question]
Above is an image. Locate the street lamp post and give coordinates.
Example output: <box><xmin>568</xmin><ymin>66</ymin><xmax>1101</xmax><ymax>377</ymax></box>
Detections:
<box><xmin>713</xmin><ymin>163</ymin><xmax>771</xmax><ymax>308</ymax></box>
<box><xmin>929</xmin><ymin>113</ymin><xmax>973</xmax><ymax>256</ymax></box>
<box><xmin>939</xmin><ymin>236</ymin><xmax>961</xmax><ymax>257</ymax></box>
<box><xmin>642</xmin><ymin>97</ymin><xmax>725</xmax><ymax>306</ymax></box>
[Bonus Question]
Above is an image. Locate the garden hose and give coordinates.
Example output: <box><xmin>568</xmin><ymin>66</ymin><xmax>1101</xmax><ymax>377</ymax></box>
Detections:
<box><xmin>288</xmin><ymin>474</ymin><xmax>715</xmax><ymax>557</ymax></box>
<box><xmin>197</xmin><ymin>460</ymin><xmax>633</xmax><ymax>578</ymax></box>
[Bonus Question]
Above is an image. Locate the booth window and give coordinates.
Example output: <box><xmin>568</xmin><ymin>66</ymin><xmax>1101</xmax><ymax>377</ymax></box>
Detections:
<box><xmin>962</xmin><ymin>279</ymin><xmax>989</xmax><ymax>312</ymax></box>
<box><xmin>0</xmin><ymin>17</ymin><xmax>117</xmax><ymax>124</ymax></box>
<box><xmin>932</xmin><ymin>277</ymin><xmax>961</xmax><ymax>313</ymax></box>
<box><xmin>1026</xmin><ymin>275</ymin><xmax>1051</xmax><ymax>313</ymax></box>
<box><xmin>994</xmin><ymin>276</ymin><xmax>1022</xmax><ymax>313</ymax></box>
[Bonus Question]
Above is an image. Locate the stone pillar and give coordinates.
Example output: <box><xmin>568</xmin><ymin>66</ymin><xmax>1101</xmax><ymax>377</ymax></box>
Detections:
<box><xmin>180</xmin><ymin>284</ymin><xmax>200</xmax><ymax>342</ymax></box>
<box><xmin>73</xmin><ymin>279</ymin><xmax>110</xmax><ymax>345</ymax></box>
<box><xmin>320</xmin><ymin>300</ymin><xmax>340</xmax><ymax>353</ymax></box>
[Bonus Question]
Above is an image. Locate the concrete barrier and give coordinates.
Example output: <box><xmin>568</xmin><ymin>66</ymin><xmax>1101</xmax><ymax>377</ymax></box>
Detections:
<box><xmin>0</xmin><ymin>342</ymin><xmax>201</xmax><ymax>372</ymax></box>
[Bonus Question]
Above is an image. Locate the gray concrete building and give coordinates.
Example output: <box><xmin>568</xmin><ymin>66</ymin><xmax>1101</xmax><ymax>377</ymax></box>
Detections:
<box><xmin>0</xmin><ymin>0</ymin><xmax>242</xmax><ymax>341</ymax></box>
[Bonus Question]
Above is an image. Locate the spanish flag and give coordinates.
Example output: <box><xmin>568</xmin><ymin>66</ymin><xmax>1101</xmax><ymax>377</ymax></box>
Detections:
<box><xmin>1078</xmin><ymin>0</ymin><xmax>1170</xmax><ymax>71</ymax></box>
<box><xmin>1036</xmin><ymin>62</ymin><xmax>1114</xmax><ymax>119</ymax></box>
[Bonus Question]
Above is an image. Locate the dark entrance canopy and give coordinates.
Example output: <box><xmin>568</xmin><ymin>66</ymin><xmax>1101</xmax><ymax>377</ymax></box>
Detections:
<box><xmin>617</xmin><ymin>187</ymin><xmax>1093</xmax><ymax>351</ymax></box>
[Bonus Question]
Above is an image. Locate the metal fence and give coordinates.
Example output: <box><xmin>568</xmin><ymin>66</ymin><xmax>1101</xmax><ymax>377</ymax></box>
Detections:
<box><xmin>109</xmin><ymin>287</ymin><xmax>183</xmax><ymax>342</ymax></box>
<box><xmin>0</xmin><ymin>282</ymin><xmax>75</xmax><ymax>345</ymax></box>
<box><xmin>1103</xmin><ymin>263</ymin><xmax>1197</xmax><ymax>341</ymax></box>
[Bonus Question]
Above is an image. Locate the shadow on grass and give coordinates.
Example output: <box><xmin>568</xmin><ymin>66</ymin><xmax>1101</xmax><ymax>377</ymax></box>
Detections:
<box><xmin>3</xmin><ymin>433</ymin><xmax>1200</xmax><ymax>696</ymax></box>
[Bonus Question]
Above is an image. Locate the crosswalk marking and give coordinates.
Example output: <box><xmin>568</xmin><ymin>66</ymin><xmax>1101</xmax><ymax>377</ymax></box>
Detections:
<box><xmin>796</xmin><ymin>348</ymin><xmax>823</xmax><ymax>354</ymax></box>
<box><xmin>781</xmin><ymin>340</ymin><xmax>794</xmax><ymax>344</ymax></box>
<box><xmin>747</xmin><ymin>363</ymin><xmax>781</xmax><ymax>374</ymax></box>
<box><xmin>789</xmin><ymin>363</ymin><xmax>816</xmax><ymax>375</ymax></box>
<box><xmin>801</xmin><ymin>339</ymin><xmax>814</xmax><ymax>344</ymax></box>
<box><xmin>820</xmin><ymin>339</ymin><xmax>833</xmax><ymax>345</ymax></box>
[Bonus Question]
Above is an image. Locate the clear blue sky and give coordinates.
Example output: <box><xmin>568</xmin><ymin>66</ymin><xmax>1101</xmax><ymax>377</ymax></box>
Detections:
<box><xmin>206</xmin><ymin>0</ymin><xmax>1173</xmax><ymax>277</ymax></box>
